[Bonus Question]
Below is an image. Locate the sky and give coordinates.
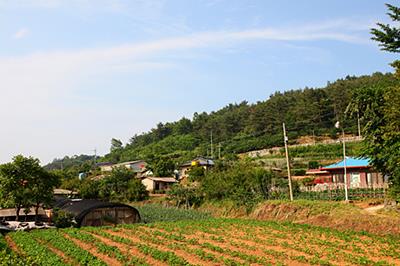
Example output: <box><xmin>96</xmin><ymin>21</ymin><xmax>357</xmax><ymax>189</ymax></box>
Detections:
<box><xmin>0</xmin><ymin>0</ymin><xmax>398</xmax><ymax>165</ymax></box>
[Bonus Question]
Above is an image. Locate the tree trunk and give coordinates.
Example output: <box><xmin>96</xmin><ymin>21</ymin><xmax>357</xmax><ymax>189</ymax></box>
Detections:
<box><xmin>34</xmin><ymin>204</ymin><xmax>39</xmax><ymax>222</ymax></box>
<box><xmin>15</xmin><ymin>205</ymin><xmax>21</xmax><ymax>221</ymax></box>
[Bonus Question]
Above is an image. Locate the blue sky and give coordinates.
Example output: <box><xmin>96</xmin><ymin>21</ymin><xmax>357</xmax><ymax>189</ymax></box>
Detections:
<box><xmin>0</xmin><ymin>0</ymin><xmax>398</xmax><ymax>164</ymax></box>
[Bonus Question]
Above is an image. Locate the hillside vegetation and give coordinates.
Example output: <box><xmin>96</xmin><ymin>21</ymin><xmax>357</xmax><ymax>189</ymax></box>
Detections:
<box><xmin>46</xmin><ymin>72</ymin><xmax>399</xmax><ymax>172</ymax></box>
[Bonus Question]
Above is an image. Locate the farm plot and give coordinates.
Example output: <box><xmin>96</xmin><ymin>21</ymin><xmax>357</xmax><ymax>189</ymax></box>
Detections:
<box><xmin>2</xmin><ymin>219</ymin><xmax>400</xmax><ymax>266</ymax></box>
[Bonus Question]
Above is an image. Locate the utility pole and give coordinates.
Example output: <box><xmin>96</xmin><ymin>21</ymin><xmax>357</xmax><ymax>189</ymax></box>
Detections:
<box><xmin>335</xmin><ymin>121</ymin><xmax>349</xmax><ymax>201</ymax></box>
<box><xmin>342</xmin><ymin>129</ymin><xmax>349</xmax><ymax>201</ymax></box>
<box><xmin>312</xmin><ymin>130</ymin><xmax>316</xmax><ymax>145</ymax></box>
<box><xmin>210</xmin><ymin>131</ymin><xmax>214</xmax><ymax>158</ymax></box>
<box><xmin>93</xmin><ymin>148</ymin><xmax>97</xmax><ymax>167</ymax></box>
<box><xmin>218</xmin><ymin>143</ymin><xmax>221</xmax><ymax>159</ymax></box>
<box><xmin>282</xmin><ymin>123</ymin><xmax>294</xmax><ymax>201</ymax></box>
<box><xmin>357</xmin><ymin>112</ymin><xmax>361</xmax><ymax>139</ymax></box>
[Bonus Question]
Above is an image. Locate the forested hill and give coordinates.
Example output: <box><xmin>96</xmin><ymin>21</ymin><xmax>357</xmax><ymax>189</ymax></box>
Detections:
<box><xmin>46</xmin><ymin>72</ymin><xmax>399</xmax><ymax>171</ymax></box>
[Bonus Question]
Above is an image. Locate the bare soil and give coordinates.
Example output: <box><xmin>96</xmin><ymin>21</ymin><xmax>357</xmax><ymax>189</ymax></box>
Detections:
<box><xmin>88</xmin><ymin>231</ymin><xmax>167</xmax><ymax>266</ymax></box>
<box><xmin>64</xmin><ymin>233</ymin><xmax>121</xmax><ymax>266</ymax></box>
<box><xmin>36</xmin><ymin>239</ymin><xmax>76</xmax><ymax>265</ymax></box>
<box><xmin>115</xmin><ymin>228</ymin><xmax>213</xmax><ymax>266</ymax></box>
<box><xmin>4</xmin><ymin>235</ymin><xmax>22</xmax><ymax>255</ymax></box>
<box><xmin>251</xmin><ymin>201</ymin><xmax>400</xmax><ymax>235</ymax></box>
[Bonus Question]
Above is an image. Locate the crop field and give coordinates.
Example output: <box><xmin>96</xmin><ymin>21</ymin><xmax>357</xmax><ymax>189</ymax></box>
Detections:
<box><xmin>1</xmin><ymin>219</ymin><xmax>400</xmax><ymax>266</ymax></box>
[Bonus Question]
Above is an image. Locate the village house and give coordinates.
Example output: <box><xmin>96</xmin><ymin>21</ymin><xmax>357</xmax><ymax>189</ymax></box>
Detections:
<box><xmin>306</xmin><ymin>157</ymin><xmax>387</xmax><ymax>189</ymax></box>
<box><xmin>141</xmin><ymin>177</ymin><xmax>177</xmax><ymax>193</ymax></box>
<box><xmin>179</xmin><ymin>157</ymin><xmax>214</xmax><ymax>180</ymax></box>
<box><xmin>99</xmin><ymin>160</ymin><xmax>147</xmax><ymax>176</ymax></box>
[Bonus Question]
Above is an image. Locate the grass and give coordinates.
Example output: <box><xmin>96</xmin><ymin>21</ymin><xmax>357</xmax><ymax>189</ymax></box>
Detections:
<box><xmin>133</xmin><ymin>203</ymin><xmax>213</xmax><ymax>223</ymax></box>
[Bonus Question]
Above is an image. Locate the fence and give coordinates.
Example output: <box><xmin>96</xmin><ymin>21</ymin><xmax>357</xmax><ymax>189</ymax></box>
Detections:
<box><xmin>269</xmin><ymin>187</ymin><xmax>387</xmax><ymax>201</ymax></box>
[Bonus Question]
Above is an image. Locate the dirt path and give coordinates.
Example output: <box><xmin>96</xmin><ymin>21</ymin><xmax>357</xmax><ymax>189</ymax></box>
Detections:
<box><xmin>64</xmin><ymin>233</ymin><xmax>121</xmax><ymax>266</ymax></box>
<box><xmin>364</xmin><ymin>204</ymin><xmax>385</xmax><ymax>215</ymax></box>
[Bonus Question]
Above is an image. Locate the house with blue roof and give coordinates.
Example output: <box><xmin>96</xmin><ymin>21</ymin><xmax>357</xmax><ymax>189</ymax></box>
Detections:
<box><xmin>306</xmin><ymin>157</ymin><xmax>386</xmax><ymax>189</ymax></box>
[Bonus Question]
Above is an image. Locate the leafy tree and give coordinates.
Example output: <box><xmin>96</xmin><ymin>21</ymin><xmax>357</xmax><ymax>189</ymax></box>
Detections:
<box><xmin>187</xmin><ymin>165</ymin><xmax>205</xmax><ymax>182</ymax></box>
<box><xmin>79</xmin><ymin>179</ymin><xmax>100</xmax><ymax>199</ymax></box>
<box><xmin>152</xmin><ymin>158</ymin><xmax>175</xmax><ymax>177</ymax></box>
<box><xmin>174</xmin><ymin>117</ymin><xmax>193</xmax><ymax>135</ymax></box>
<box><xmin>98</xmin><ymin>167</ymin><xmax>134</xmax><ymax>201</ymax></box>
<box><xmin>80</xmin><ymin>167</ymin><xmax>148</xmax><ymax>202</ymax></box>
<box><xmin>167</xmin><ymin>183</ymin><xmax>202</xmax><ymax>208</ymax></box>
<box><xmin>110</xmin><ymin>138</ymin><xmax>123</xmax><ymax>152</ymax></box>
<box><xmin>126</xmin><ymin>179</ymin><xmax>149</xmax><ymax>201</ymax></box>
<box><xmin>31</xmin><ymin>170</ymin><xmax>59</xmax><ymax>221</ymax></box>
<box><xmin>0</xmin><ymin>155</ymin><xmax>60</xmax><ymax>221</ymax></box>
<box><xmin>371</xmin><ymin>3</ymin><xmax>400</xmax><ymax>78</ymax></box>
<box><xmin>198</xmin><ymin>159</ymin><xmax>280</xmax><ymax>210</ymax></box>
<box><xmin>346</xmin><ymin>5</ymin><xmax>400</xmax><ymax>200</ymax></box>
<box><xmin>371</xmin><ymin>4</ymin><xmax>400</xmax><ymax>53</ymax></box>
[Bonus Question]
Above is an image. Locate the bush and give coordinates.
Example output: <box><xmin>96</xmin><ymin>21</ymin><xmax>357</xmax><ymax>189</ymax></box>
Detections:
<box><xmin>199</xmin><ymin>160</ymin><xmax>279</xmax><ymax>211</ymax></box>
<box><xmin>52</xmin><ymin>208</ymin><xmax>75</xmax><ymax>228</ymax></box>
<box><xmin>167</xmin><ymin>183</ymin><xmax>203</xmax><ymax>208</ymax></box>
<box><xmin>126</xmin><ymin>179</ymin><xmax>149</xmax><ymax>201</ymax></box>
<box><xmin>79</xmin><ymin>179</ymin><xmax>100</xmax><ymax>199</ymax></box>
<box><xmin>80</xmin><ymin>167</ymin><xmax>149</xmax><ymax>202</ymax></box>
<box><xmin>308</xmin><ymin>161</ymin><xmax>319</xmax><ymax>169</ymax></box>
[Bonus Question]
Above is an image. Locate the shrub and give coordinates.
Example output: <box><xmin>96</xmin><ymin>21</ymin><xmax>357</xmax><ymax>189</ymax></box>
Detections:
<box><xmin>52</xmin><ymin>208</ymin><xmax>75</xmax><ymax>228</ymax></box>
<box><xmin>126</xmin><ymin>179</ymin><xmax>149</xmax><ymax>202</ymax></box>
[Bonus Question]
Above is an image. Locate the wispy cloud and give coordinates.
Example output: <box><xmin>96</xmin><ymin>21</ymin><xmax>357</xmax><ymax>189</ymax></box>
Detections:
<box><xmin>13</xmin><ymin>28</ymin><xmax>29</xmax><ymax>39</ymax></box>
<box><xmin>0</xmin><ymin>19</ymin><xmax>370</xmax><ymax>110</ymax></box>
<box><xmin>0</xmin><ymin>18</ymin><xmax>370</xmax><ymax>163</ymax></box>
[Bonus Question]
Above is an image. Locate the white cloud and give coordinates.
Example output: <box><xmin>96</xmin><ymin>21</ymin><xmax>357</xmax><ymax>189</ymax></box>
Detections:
<box><xmin>0</xmin><ymin>19</ymin><xmax>370</xmax><ymax>163</ymax></box>
<box><xmin>13</xmin><ymin>28</ymin><xmax>29</xmax><ymax>39</ymax></box>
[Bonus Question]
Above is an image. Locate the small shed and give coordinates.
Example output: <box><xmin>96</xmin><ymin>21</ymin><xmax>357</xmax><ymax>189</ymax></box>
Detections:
<box><xmin>55</xmin><ymin>199</ymin><xmax>141</xmax><ymax>227</ymax></box>
<box><xmin>141</xmin><ymin>177</ymin><xmax>177</xmax><ymax>193</ymax></box>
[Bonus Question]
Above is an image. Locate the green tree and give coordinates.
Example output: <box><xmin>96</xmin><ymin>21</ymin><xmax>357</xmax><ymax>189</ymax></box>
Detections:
<box><xmin>346</xmin><ymin>5</ymin><xmax>400</xmax><ymax>200</ymax></box>
<box><xmin>126</xmin><ymin>179</ymin><xmax>149</xmax><ymax>201</ymax></box>
<box><xmin>152</xmin><ymin>158</ymin><xmax>175</xmax><ymax>177</ymax></box>
<box><xmin>79</xmin><ymin>179</ymin><xmax>100</xmax><ymax>199</ymax></box>
<box><xmin>371</xmin><ymin>4</ymin><xmax>400</xmax><ymax>53</ymax></box>
<box><xmin>98</xmin><ymin>167</ymin><xmax>134</xmax><ymax>201</ymax></box>
<box><xmin>110</xmin><ymin>138</ymin><xmax>123</xmax><ymax>152</ymax></box>
<box><xmin>31</xmin><ymin>170</ymin><xmax>60</xmax><ymax>221</ymax></box>
<box><xmin>371</xmin><ymin>3</ymin><xmax>400</xmax><ymax>77</ymax></box>
<box><xmin>187</xmin><ymin>165</ymin><xmax>205</xmax><ymax>182</ymax></box>
<box><xmin>0</xmin><ymin>155</ymin><xmax>60</xmax><ymax>221</ymax></box>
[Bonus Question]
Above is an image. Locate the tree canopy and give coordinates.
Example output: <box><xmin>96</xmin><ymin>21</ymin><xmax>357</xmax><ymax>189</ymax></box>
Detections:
<box><xmin>347</xmin><ymin>3</ymin><xmax>400</xmax><ymax>200</ymax></box>
<box><xmin>0</xmin><ymin>155</ymin><xmax>59</xmax><ymax>221</ymax></box>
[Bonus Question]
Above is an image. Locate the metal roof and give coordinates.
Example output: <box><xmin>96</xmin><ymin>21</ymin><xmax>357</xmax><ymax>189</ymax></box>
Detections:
<box><xmin>181</xmin><ymin>157</ymin><xmax>215</xmax><ymax>167</ymax></box>
<box><xmin>145</xmin><ymin>177</ymin><xmax>177</xmax><ymax>183</ymax></box>
<box><xmin>321</xmin><ymin>157</ymin><xmax>370</xmax><ymax>170</ymax></box>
